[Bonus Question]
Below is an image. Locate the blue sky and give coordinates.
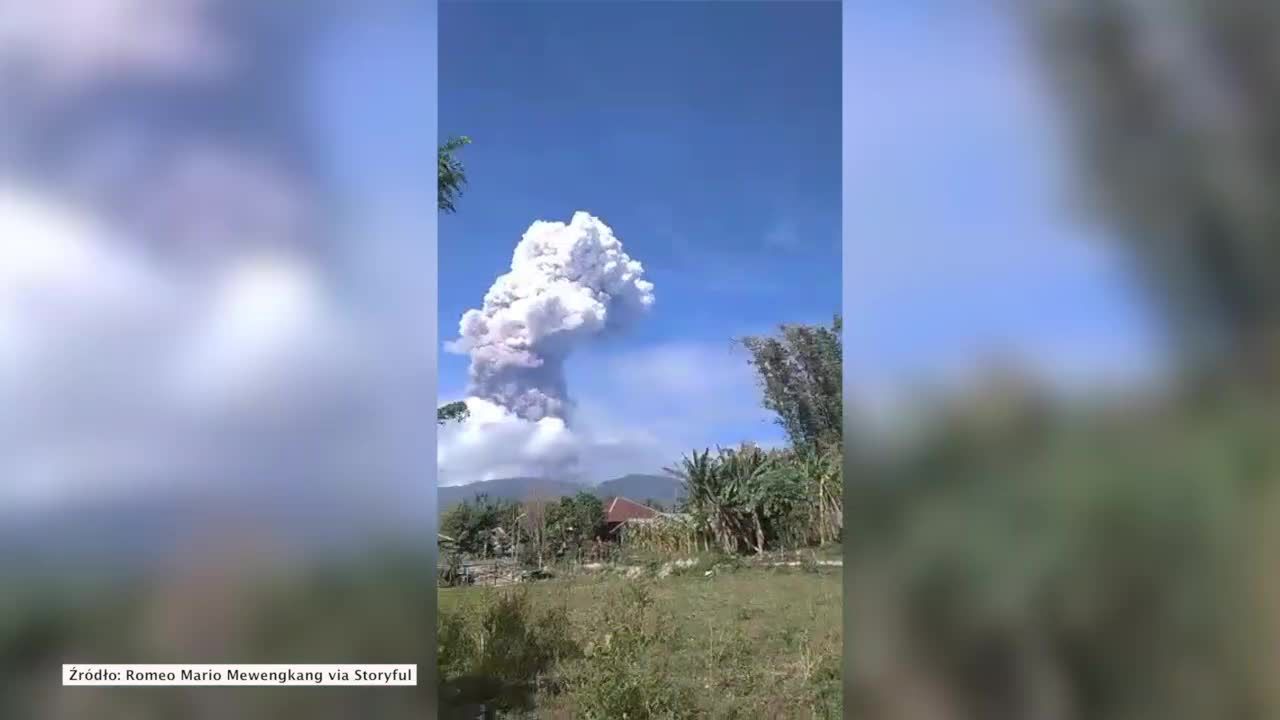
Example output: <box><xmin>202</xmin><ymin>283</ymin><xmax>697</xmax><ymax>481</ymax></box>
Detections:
<box><xmin>438</xmin><ymin>1</ymin><xmax>841</xmax><ymax>471</ymax></box>
<box><xmin>306</xmin><ymin>1</ymin><xmax>1170</xmax><ymax>487</ymax></box>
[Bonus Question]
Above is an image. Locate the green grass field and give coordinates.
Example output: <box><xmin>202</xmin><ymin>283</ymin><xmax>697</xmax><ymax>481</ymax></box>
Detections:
<box><xmin>439</xmin><ymin>564</ymin><xmax>842</xmax><ymax>719</ymax></box>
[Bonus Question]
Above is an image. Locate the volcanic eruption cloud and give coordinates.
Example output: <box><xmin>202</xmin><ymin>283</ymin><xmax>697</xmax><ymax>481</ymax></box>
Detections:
<box><xmin>439</xmin><ymin>212</ymin><xmax>655</xmax><ymax>484</ymax></box>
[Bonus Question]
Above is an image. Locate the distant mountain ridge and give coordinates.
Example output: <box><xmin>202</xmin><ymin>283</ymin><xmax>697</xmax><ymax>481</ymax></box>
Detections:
<box><xmin>598</xmin><ymin>474</ymin><xmax>683</xmax><ymax>505</ymax></box>
<box><xmin>437</xmin><ymin>474</ymin><xmax>683</xmax><ymax>514</ymax></box>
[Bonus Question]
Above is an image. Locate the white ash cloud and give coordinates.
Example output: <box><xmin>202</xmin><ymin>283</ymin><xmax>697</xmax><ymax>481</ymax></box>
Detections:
<box><xmin>436</xmin><ymin>397</ymin><xmax>581</xmax><ymax>484</ymax></box>
<box><xmin>447</xmin><ymin>211</ymin><xmax>655</xmax><ymax>422</ymax></box>
<box><xmin>439</xmin><ymin>212</ymin><xmax>655</xmax><ymax>484</ymax></box>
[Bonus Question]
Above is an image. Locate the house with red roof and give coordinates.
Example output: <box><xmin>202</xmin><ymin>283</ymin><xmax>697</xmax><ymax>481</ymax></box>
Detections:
<box><xmin>601</xmin><ymin>496</ymin><xmax>661</xmax><ymax>538</ymax></box>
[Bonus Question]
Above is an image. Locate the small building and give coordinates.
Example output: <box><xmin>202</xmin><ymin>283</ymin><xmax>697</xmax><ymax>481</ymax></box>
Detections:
<box><xmin>601</xmin><ymin>496</ymin><xmax>661</xmax><ymax>538</ymax></box>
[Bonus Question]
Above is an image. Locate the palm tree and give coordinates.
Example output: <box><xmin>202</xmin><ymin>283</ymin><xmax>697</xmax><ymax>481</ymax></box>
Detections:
<box><xmin>665</xmin><ymin>449</ymin><xmax>739</xmax><ymax>553</ymax></box>
<box><xmin>719</xmin><ymin>444</ymin><xmax>777</xmax><ymax>554</ymax></box>
<box><xmin>667</xmin><ymin>444</ymin><xmax>807</xmax><ymax>555</ymax></box>
<box><xmin>438</xmin><ymin>136</ymin><xmax>471</xmax><ymax>213</ymax></box>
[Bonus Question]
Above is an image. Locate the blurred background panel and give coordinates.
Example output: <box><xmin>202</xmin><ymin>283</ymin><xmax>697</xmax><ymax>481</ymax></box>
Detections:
<box><xmin>845</xmin><ymin>1</ymin><xmax>1280</xmax><ymax>719</ymax></box>
<box><xmin>0</xmin><ymin>1</ymin><xmax>437</xmax><ymax>717</ymax></box>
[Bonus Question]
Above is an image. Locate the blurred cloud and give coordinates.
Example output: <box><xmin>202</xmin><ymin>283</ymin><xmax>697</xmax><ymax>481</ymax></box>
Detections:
<box><xmin>0</xmin><ymin>1</ymin><xmax>435</xmax><ymax>563</ymax></box>
<box><xmin>0</xmin><ymin>0</ymin><xmax>233</xmax><ymax>94</ymax></box>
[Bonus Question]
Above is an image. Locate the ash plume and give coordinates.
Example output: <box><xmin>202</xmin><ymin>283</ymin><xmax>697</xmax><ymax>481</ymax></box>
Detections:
<box><xmin>448</xmin><ymin>211</ymin><xmax>655</xmax><ymax>422</ymax></box>
<box><xmin>439</xmin><ymin>212</ymin><xmax>655</xmax><ymax>484</ymax></box>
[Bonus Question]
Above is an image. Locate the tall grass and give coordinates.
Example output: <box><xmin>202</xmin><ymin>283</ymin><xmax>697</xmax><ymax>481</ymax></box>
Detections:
<box><xmin>437</xmin><ymin>590</ymin><xmax>578</xmax><ymax>716</ymax></box>
<box><xmin>439</xmin><ymin>568</ymin><xmax>842</xmax><ymax>719</ymax></box>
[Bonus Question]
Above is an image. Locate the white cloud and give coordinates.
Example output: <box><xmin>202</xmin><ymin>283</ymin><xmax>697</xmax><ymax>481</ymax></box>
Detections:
<box><xmin>437</xmin><ymin>397</ymin><xmax>581</xmax><ymax>484</ymax></box>
<box><xmin>437</xmin><ymin>339</ymin><xmax>779</xmax><ymax>486</ymax></box>
<box><xmin>438</xmin><ymin>212</ymin><xmax>665</xmax><ymax>485</ymax></box>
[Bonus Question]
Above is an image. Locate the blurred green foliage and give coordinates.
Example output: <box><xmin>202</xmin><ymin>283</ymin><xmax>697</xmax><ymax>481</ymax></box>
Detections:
<box><xmin>846</xmin><ymin>383</ymin><xmax>1280</xmax><ymax>720</ymax></box>
<box><xmin>0</xmin><ymin>549</ymin><xmax>434</xmax><ymax>719</ymax></box>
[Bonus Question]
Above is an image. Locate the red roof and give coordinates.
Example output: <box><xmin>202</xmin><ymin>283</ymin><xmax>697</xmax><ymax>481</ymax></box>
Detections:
<box><xmin>604</xmin><ymin>496</ymin><xmax>659</xmax><ymax>524</ymax></box>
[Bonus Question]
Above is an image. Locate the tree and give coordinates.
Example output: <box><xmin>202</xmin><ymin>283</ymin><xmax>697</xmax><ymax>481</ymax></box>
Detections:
<box><xmin>666</xmin><ymin>448</ymin><xmax>742</xmax><ymax>554</ymax></box>
<box><xmin>661</xmin><ymin>317</ymin><xmax>846</xmax><ymax>555</ymax></box>
<box><xmin>768</xmin><ymin>444</ymin><xmax>842</xmax><ymax>546</ymax></box>
<box><xmin>520</xmin><ymin>493</ymin><xmax>551</xmax><ymax>567</ymax></box>
<box><xmin>719</xmin><ymin>444</ymin><xmax>777</xmax><ymax>554</ymax></box>
<box><xmin>440</xmin><ymin>493</ymin><xmax>519</xmax><ymax>556</ymax></box>
<box><xmin>545</xmin><ymin>492</ymin><xmax>604</xmax><ymax>561</ymax></box>
<box><xmin>739</xmin><ymin>315</ymin><xmax>843</xmax><ymax>450</ymax></box>
<box><xmin>437</xmin><ymin>134</ymin><xmax>472</xmax><ymax>423</ymax></box>
<box><xmin>438</xmin><ymin>135</ymin><xmax>472</xmax><ymax>214</ymax></box>
<box><xmin>665</xmin><ymin>444</ymin><xmax>812</xmax><ymax>555</ymax></box>
<box><xmin>437</xmin><ymin>400</ymin><xmax>470</xmax><ymax>425</ymax></box>
<box><xmin>1025</xmin><ymin>1</ymin><xmax>1280</xmax><ymax>375</ymax></box>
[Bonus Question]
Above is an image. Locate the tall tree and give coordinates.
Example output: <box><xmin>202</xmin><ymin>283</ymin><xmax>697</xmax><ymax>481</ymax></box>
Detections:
<box><xmin>438</xmin><ymin>137</ymin><xmax>472</xmax><ymax>423</ymax></box>
<box><xmin>739</xmin><ymin>315</ymin><xmax>843</xmax><ymax>450</ymax></box>
<box><xmin>520</xmin><ymin>494</ymin><xmax>551</xmax><ymax>567</ymax></box>
<box><xmin>1026</xmin><ymin>1</ymin><xmax>1280</xmax><ymax>374</ymax></box>
<box><xmin>438</xmin><ymin>135</ymin><xmax>472</xmax><ymax>214</ymax></box>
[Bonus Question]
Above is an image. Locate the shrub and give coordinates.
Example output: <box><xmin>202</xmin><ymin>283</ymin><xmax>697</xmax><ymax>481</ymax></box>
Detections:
<box><xmin>563</xmin><ymin>581</ymin><xmax>697</xmax><ymax>719</ymax></box>
<box><xmin>437</xmin><ymin>589</ymin><xmax>580</xmax><ymax>715</ymax></box>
